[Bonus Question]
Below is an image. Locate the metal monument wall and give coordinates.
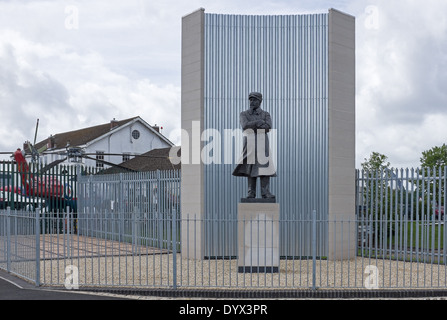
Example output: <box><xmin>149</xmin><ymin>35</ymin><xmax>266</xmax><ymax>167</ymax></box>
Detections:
<box><xmin>202</xmin><ymin>13</ymin><xmax>329</xmax><ymax>256</ymax></box>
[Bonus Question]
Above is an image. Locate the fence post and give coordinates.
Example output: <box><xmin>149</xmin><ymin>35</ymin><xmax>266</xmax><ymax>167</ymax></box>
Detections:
<box><xmin>6</xmin><ymin>207</ymin><xmax>11</xmax><ymax>273</ymax></box>
<box><xmin>172</xmin><ymin>209</ymin><xmax>177</xmax><ymax>289</ymax></box>
<box><xmin>35</xmin><ymin>208</ymin><xmax>40</xmax><ymax>286</ymax></box>
<box><xmin>132</xmin><ymin>206</ymin><xmax>136</xmax><ymax>254</ymax></box>
<box><xmin>156</xmin><ymin>170</ymin><xmax>162</xmax><ymax>247</ymax></box>
<box><xmin>119</xmin><ymin>173</ymin><xmax>124</xmax><ymax>243</ymax></box>
<box><xmin>66</xmin><ymin>206</ymin><xmax>71</xmax><ymax>261</ymax></box>
<box><xmin>312</xmin><ymin>209</ymin><xmax>317</xmax><ymax>291</ymax></box>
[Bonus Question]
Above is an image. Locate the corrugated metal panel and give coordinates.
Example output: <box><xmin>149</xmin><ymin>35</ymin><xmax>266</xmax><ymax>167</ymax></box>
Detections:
<box><xmin>203</xmin><ymin>13</ymin><xmax>329</xmax><ymax>256</ymax></box>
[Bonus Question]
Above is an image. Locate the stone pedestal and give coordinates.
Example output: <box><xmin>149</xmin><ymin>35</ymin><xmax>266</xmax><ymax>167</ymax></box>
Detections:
<box><xmin>237</xmin><ymin>202</ymin><xmax>280</xmax><ymax>273</ymax></box>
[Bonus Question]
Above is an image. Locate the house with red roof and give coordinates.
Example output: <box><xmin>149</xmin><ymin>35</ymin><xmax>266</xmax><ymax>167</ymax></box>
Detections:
<box><xmin>30</xmin><ymin>116</ymin><xmax>173</xmax><ymax>169</ymax></box>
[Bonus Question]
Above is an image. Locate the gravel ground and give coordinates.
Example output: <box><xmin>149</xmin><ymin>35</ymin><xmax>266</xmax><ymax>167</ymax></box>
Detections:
<box><xmin>39</xmin><ymin>253</ymin><xmax>447</xmax><ymax>291</ymax></box>
<box><xmin>5</xmin><ymin>233</ymin><xmax>446</xmax><ymax>298</ymax></box>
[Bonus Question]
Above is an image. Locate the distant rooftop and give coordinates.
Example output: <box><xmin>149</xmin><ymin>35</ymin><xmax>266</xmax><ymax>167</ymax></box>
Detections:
<box><xmin>26</xmin><ymin>116</ymin><xmax>171</xmax><ymax>153</ymax></box>
<box><xmin>101</xmin><ymin>147</ymin><xmax>181</xmax><ymax>174</ymax></box>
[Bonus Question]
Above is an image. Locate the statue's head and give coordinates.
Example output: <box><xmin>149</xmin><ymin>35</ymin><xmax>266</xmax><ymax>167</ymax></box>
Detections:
<box><xmin>249</xmin><ymin>92</ymin><xmax>262</xmax><ymax>102</ymax></box>
<box><xmin>249</xmin><ymin>92</ymin><xmax>262</xmax><ymax>110</ymax></box>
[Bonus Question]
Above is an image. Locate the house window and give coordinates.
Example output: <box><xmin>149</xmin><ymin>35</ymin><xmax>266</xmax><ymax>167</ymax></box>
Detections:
<box><xmin>132</xmin><ymin>130</ymin><xmax>140</xmax><ymax>140</ymax></box>
<box><xmin>123</xmin><ymin>153</ymin><xmax>131</xmax><ymax>162</ymax></box>
<box><xmin>96</xmin><ymin>151</ymin><xmax>105</xmax><ymax>169</ymax></box>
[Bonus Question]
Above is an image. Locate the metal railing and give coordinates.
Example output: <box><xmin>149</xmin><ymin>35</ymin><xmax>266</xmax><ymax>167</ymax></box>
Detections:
<box><xmin>77</xmin><ymin>170</ymin><xmax>181</xmax><ymax>220</ymax></box>
<box><xmin>0</xmin><ymin>207</ymin><xmax>40</xmax><ymax>285</ymax></box>
<box><xmin>1</xmin><ymin>207</ymin><xmax>446</xmax><ymax>290</ymax></box>
<box><xmin>0</xmin><ymin>161</ymin><xmax>98</xmax><ymax>212</ymax></box>
<box><xmin>1</xmin><ymin>167</ymin><xmax>447</xmax><ymax>291</ymax></box>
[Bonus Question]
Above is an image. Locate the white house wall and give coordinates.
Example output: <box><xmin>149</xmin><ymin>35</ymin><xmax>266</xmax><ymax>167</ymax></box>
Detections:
<box><xmin>86</xmin><ymin>121</ymin><xmax>171</xmax><ymax>167</ymax></box>
<box><xmin>38</xmin><ymin>120</ymin><xmax>172</xmax><ymax>169</ymax></box>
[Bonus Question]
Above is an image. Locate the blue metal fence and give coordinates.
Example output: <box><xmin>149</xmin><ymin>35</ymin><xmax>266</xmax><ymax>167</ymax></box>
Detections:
<box><xmin>0</xmin><ymin>208</ymin><xmax>40</xmax><ymax>285</ymax></box>
<box><xmin>0</xmin><ymin>207</ymin><xmax>446</xmax><ymax>290</ymax></box>
<box><xmin>0</xmin><ymin>168</ymin><xmax>446</xmax><ymax>290</ymax></box>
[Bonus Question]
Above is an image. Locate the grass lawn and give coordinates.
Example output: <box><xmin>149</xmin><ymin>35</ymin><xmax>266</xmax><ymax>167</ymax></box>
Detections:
<box><xmin>390</xmin><ymin>221</ymin><xmax>445</xmax><ymax>251</ymax></box>
<box><xmin>359</xmin><ymin>220</ymin><xmax>446</xmax><ymax>263</ymax></box>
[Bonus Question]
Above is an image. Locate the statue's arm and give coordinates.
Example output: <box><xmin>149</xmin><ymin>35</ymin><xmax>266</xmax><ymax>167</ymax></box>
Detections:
<box><xmin>265</xmin><ymin>112</ymin><xmax>272</xmax><ymax>128</ymax></box>
<box><xmin>257</xmin><ymin>112</ymin><xmax>272</xmax><ymax>131</ymax></box>
<box><xmin>240</xmin><ymin>113</ymin><xmax>264</xmax><ymax>130</ymax></box>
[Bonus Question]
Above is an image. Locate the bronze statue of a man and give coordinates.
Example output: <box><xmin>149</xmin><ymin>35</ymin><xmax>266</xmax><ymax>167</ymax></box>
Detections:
<box><xmin>232</xmin><ymin>92</ymin><xmax>276</xmax><ymax>199</ymax></box>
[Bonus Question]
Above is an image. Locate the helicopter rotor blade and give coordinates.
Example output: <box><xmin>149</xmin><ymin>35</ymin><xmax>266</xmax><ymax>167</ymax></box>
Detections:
<box><xmin>37</xmin><ymin>145</ymin><xmax>48</xmax><ymax>154</ymax></box>
<box><xmin>82</xmin><ymin>152</ymin><xmax>172</xmax><ymax>160</ymax></box>
<box><xmin>33</xmin><ymin>118</ymin><xmax>39</xmax><ymax>146</ymax></box>
<box><xmin>39</xmin><ymin>157</ymin><xmax>67</xmax><ymax>173</ymax></box>
<box><xmin>82</xmin><ymin>155</ymin><xmax>136</xmax><ymax>172</ymax></box>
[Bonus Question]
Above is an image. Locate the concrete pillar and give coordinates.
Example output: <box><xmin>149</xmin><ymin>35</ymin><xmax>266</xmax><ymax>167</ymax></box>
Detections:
<box><xmin>180</xmin><ymin>8</ymin><xmax>205</xmax><ymax>259</ymax></box>
<box><xmin>327</xmin><ymin>9</ymin><xmax>356</xmax><ymax>260</ymax></box>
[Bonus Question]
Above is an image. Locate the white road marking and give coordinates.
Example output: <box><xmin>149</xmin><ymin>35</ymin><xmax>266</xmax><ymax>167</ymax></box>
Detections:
<box><xmin>0</xmin><ymin>275</ymin><xmax>24</xmax><ymax>289</ymax></box>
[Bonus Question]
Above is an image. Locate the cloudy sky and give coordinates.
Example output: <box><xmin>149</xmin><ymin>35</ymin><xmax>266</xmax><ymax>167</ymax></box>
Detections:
<box><xmin>0</xmin><ymin>0</ymin><xmax>446</xmax><ymax>168</ymax></box>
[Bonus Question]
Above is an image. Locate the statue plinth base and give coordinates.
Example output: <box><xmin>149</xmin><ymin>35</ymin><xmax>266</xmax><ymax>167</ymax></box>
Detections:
<box><xmin>240</xmin><ymin>198</ymin><xmax>276</xmax><ymax>203</ymax></box>
<box><xmin>237</xmin><ymin>266</ymin><xmax>279</xmax><ymax>273</ymax></box>
<box><xmin>237</xmin><ymin>202</ymin><xmax>280</xmax><ymax>273</ymax></box>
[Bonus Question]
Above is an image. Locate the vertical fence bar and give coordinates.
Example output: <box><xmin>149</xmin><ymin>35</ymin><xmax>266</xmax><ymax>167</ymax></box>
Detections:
<box><xmin>444</xmin><ymin>166</ymin><xmax>447</xmax><ymax>282</ymax></box>
<box><xmin>416</xmin><ymin>168</ymin><xmax>421</xmax><ymax>287</ymax></box>
<box><xmin>35</xmin><ymin>206</ymin><xmax>40</xmax><ymax>286</ymax></box>
<box><xmin>6</xmin><ymin>207</ymin><xmax>11</xmax><ymax>273</ymax></box>
<box><xmin>312</xmin><ymin>209</ymin><xmax>317</xmax><ymax>290</ymax></box>
<box><xmin>172</xmin><ymin>208</ymin><xmax>177</xmax><ymax>289</ymax></box>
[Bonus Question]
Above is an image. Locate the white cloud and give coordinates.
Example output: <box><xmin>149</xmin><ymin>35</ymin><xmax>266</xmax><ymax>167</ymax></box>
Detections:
<box><xmin>0</xmin><ymin>1</ymin><xmax>183</xmax><ymax>157</ymax></box>
<box><xmin>352</xmin><ymin>0</ymin><xmax>447</xmax><ymax>168</ymax></box>
<box><xmin>0</xmin><ymin>57</ymin><xmax>180</xmax><ymax>158</ymax></box>
<box><xmin>0</xmin><ymin>30</ymin><xmax>73</xmax><ymax>147</ymax></box>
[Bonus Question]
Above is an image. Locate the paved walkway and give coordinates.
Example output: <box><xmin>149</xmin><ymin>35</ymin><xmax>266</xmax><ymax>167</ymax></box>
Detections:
<box><xmin>38</xmin><ymin>234</ymin><xmax>169</xmax><ymax>259</ymax></box>
<box><xmin>0</xmin><ymin>269</ymin><xmax>127</xmax><ymax>300</ymax></box>
<box><xmin>0</xmin><ymin>234</ymin><xmax>168</xmax><ymax>261</ymax></box>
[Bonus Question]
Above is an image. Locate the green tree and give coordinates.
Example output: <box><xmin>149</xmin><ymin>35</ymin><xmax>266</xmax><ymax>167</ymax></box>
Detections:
<box><xmin>418</xmin><ymin>144</ymin><xmax>447</xmax><ymax>219</ymax></box>
<box><xmin>420</xmin><ymin>144</ymin><xmax>447</xmax><ymax>168</ymax></box>
<box><xmin>359</xmin><ymin>152</ymin><xmax>398</xmax><ymax>241</ymax></box>
<box><xmin>361</xmin><ymin>152</ymin><xmax>391</xmax><ymax>171</ymax></box>
<box><xmin>360</xmin><ymin>152</ymin><xmax>391</xmax><ymax>217</ymax></box>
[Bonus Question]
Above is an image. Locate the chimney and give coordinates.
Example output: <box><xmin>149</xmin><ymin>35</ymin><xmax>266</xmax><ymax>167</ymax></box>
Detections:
<box><xmin>47</xmin><ymin>135</ymin><xmax>55</xmax><ymax>149</ymax></box>
<box><xmin>110</xmin><ymin>118</ymin><xmax>119</xmax><ymax>130</ymax></box>
<box><xmin>152</xmin><ymin>124</ymin><xmax>160</xmax><ymax>133</ymax></box>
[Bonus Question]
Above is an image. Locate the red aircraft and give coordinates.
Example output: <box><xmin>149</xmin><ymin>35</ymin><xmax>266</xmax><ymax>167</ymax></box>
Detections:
<box><xmin>0</xmin><ymin>147</ymin><xmax>74</xmax><ymax>211</ymax></box>
<box><xmin>1</xmin><ymin>118</ymin><xmax>135</xmax><ymax>211</ymax></box>
<box><xmin>13</xmin><ymin>148</ymin><xmax>65</xmax><ymax>200</ymax></box>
